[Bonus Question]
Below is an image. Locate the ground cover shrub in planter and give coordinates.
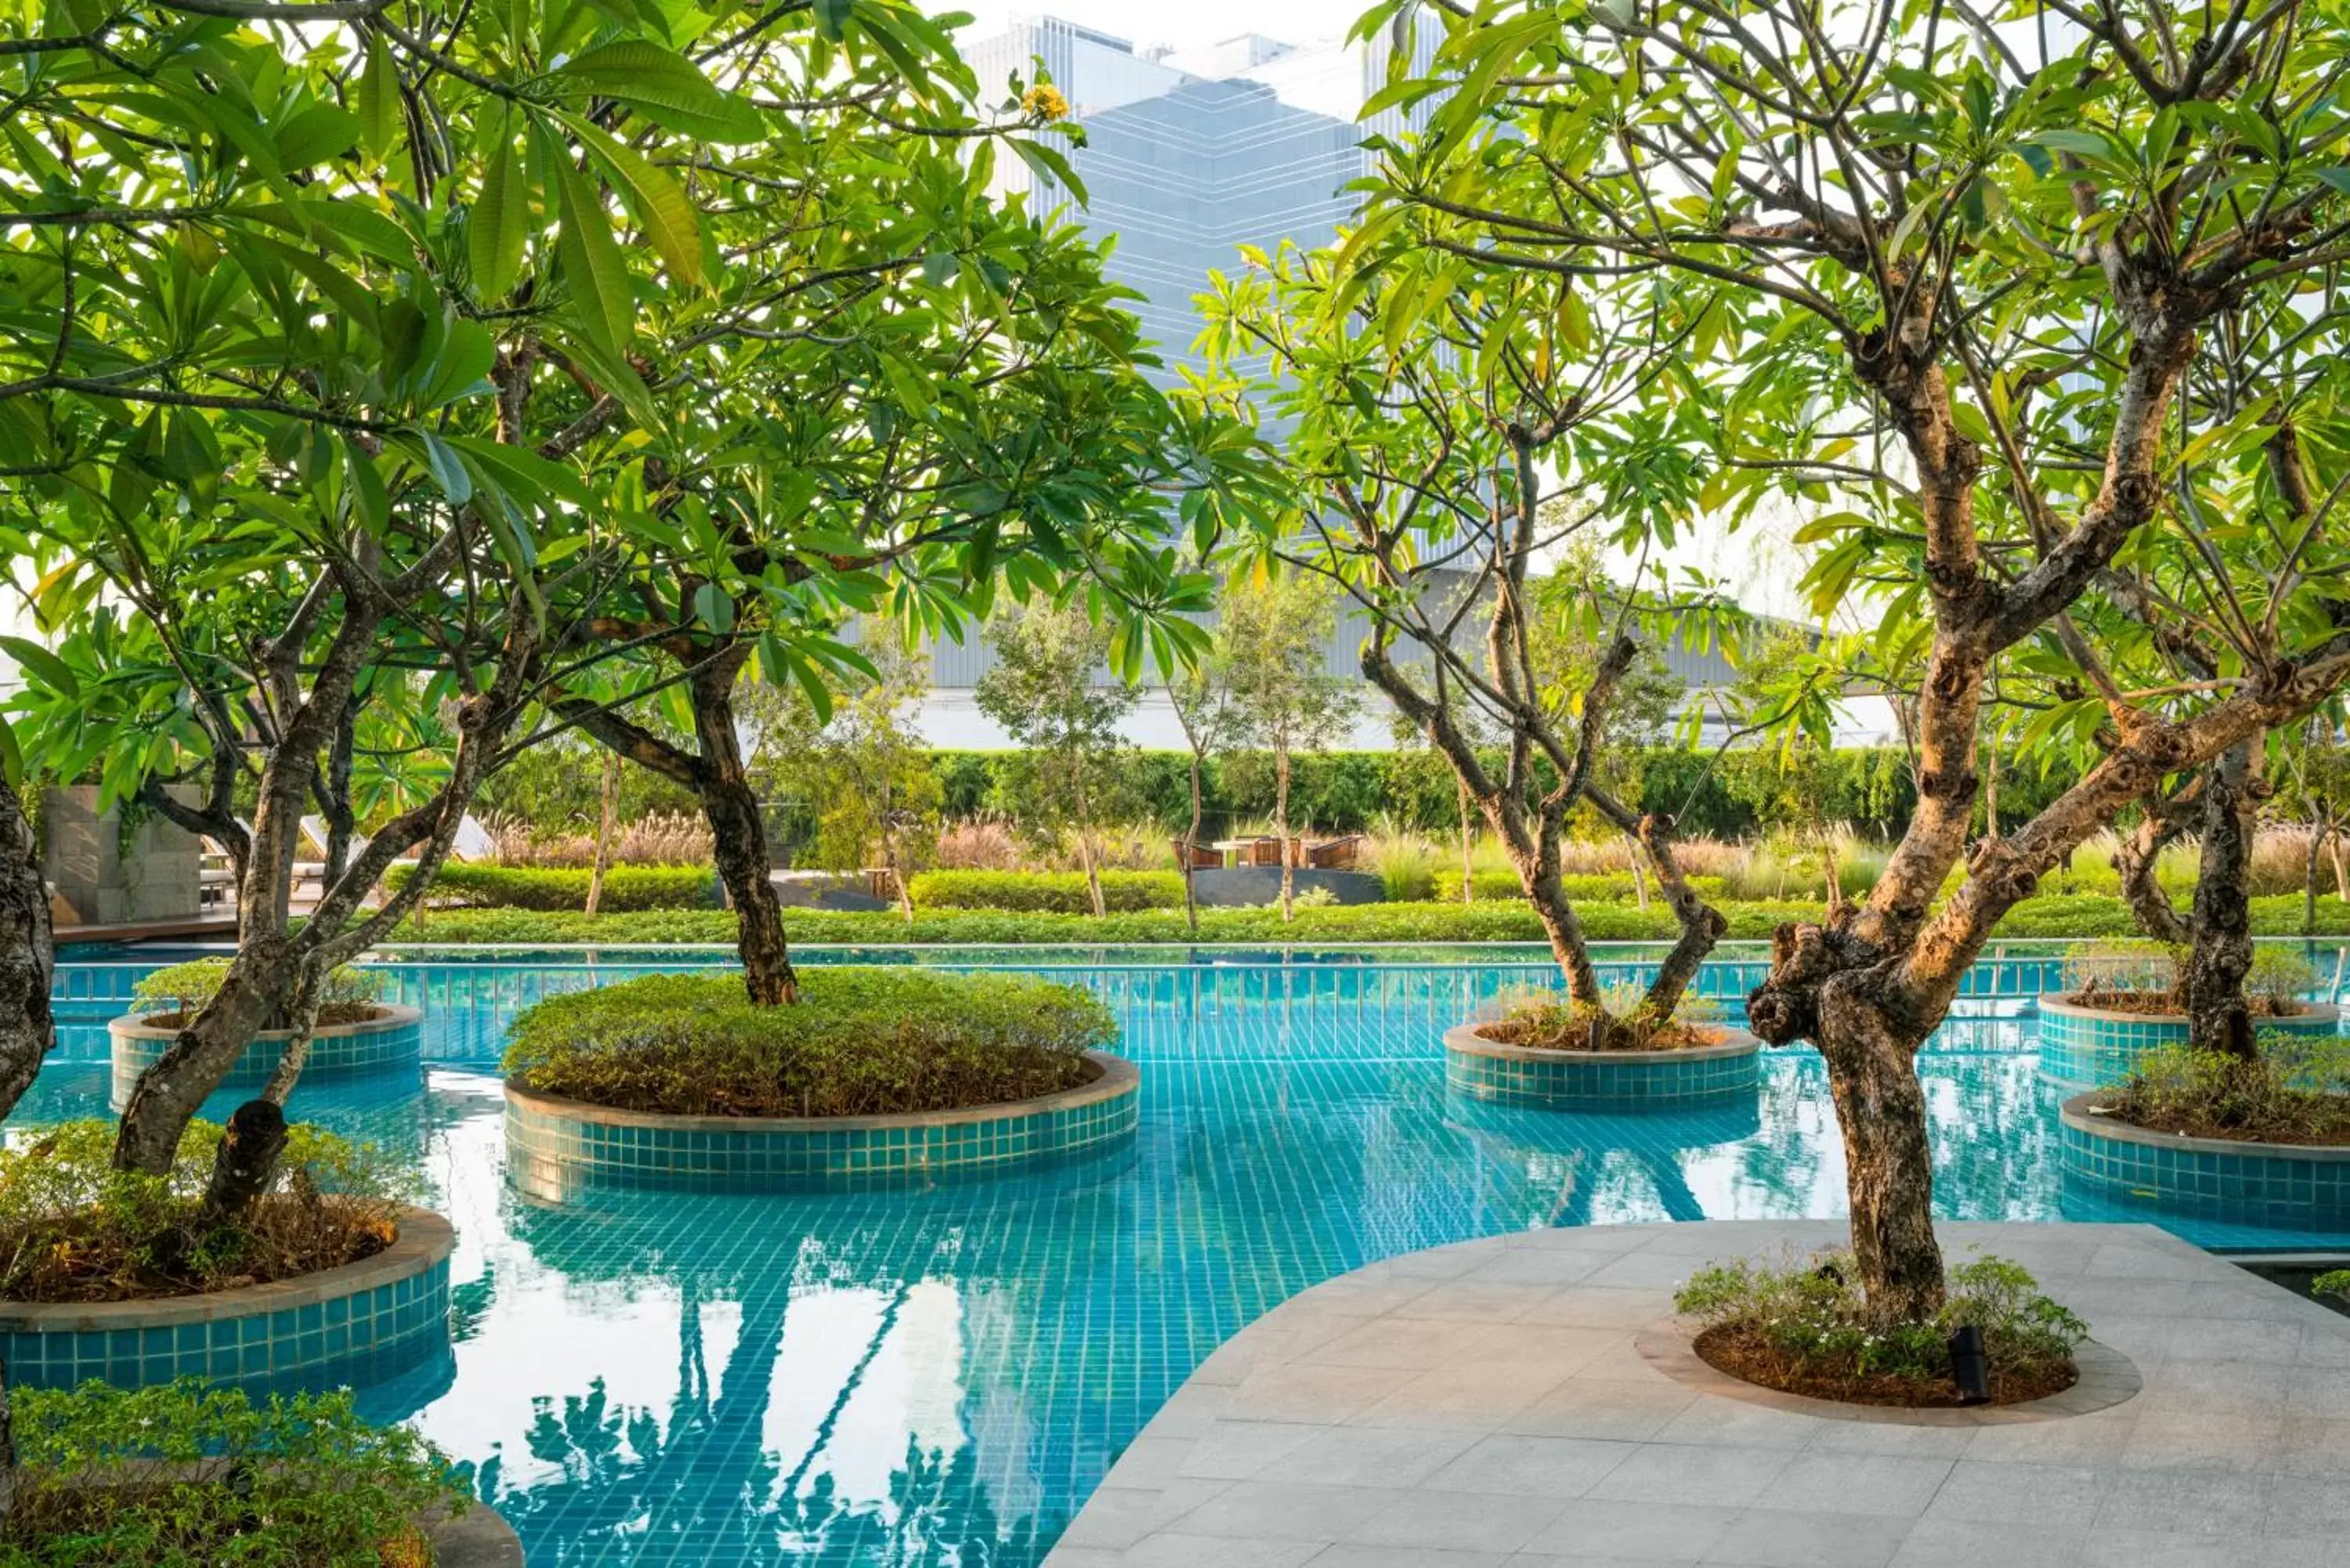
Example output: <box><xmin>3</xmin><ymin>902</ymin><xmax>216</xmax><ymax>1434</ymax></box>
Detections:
<box><xmin>389</xmin><ymin>862</ymin><xmax>719</xmax><ymax>913</ymax></box>
<box><xmin>2037</xmin><ymin>941</ymin><xmax>2336</xmax><ymax>1086</ymax></box>
<box><xmin>112</xmin><ymin>959</ymin><xmax>421</xmax><ymax>1100</ymax></box>
<box><xmin>0</xmin><ymin>1378</ymin><xmax>479</xmax><ymax>1567</ymax></box>
<box><xmin>906</xmin><ymin>869</ymin><xmax>1185</xmax><ymax>914</ymax></box>
<box><xmin>501</xmin><ymin>970</ymin><xmax>1138</xmax><ymax>1193</ymax></box>
<box><xmin>1444</xmin><ymin>986</ymin><xmax>1761</xmax><ymax>1107</ymax></box>
<box><xmin>2062</xmin><ymin>1037</ymin><xmax>2350</xmax><ymax>1227</ymax></box>
<box><xmin>1674</xmin><ymin>1249</ymin><xmax>2086</xmax><ymax>1407</ymax></box>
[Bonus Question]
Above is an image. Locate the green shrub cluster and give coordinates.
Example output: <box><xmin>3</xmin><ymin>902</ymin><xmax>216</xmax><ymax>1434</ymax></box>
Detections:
<box><xmin>907</xmin><ymin>869</ymin><xmax>1187</xmax><ymax>913</ymax></box>
<box><xmin>0</xmin><ymin>1379</ymin><xmax>463</xmax><ymax>1568</ymax></box>
<box><xmin>0</xmin><ymin>1120</ymin><xmax>407</xmax><ymax>1303</ymax></box>
<box><xmin>130</xmin><ymin>959</ymin><xmax>380</xmax><ymax>1028</ymax></box>
<box><xmin>1676</xmin><ymin>1249</ymin><xmax>2086</xmax><ymax>1396</ymax></box>
<box><xmin>2097</xmin><ymin>1035</ymin><xmax>2350</xmax><ymax>1143</ymax></box>
<box><xmin>1432</xmin><ymin>871</ymin><xmax>1730</xmax><ymax>904</ymax></box>
<box><xmin>391</xmin><ymin>862</ymin><xmax>720</xmax><ymax>912</ymax></box>
<box><xmin>503</xmin><ymin>968</ymin><xmax>1118</xmax><ymax>1117</ymax></box>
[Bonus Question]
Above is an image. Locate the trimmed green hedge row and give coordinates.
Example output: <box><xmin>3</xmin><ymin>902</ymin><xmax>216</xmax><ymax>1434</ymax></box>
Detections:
<box><xmin>387</xmin><ymin>891</ymin><xmax>2350</xmax><ymax>947</ymax></box>
<box><xmin>906</xmin><ymin>869</ymin><xmax>1188</xmax><ymax>913</ymax></box>
<box><xmin>1432</xmin><ymin>872</ymin><xmax>1731</xmax><ymax>904</ymax></box>
<box><xmin>389</xmin><ymin>862</ymin><xmax>721</xmax><ymax>912</ymax></box>
<box><xmin>504</xmin><ymin>968</ymin><xmax>1115</xmax><ymax>1117</ymax></box>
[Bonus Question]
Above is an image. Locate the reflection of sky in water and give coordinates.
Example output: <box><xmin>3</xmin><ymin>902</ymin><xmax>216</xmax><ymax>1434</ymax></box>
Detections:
<box><xmin>28</xmin><ymin>946</ymin><xmax>2350</xmax><ymax>1566</ymax></box>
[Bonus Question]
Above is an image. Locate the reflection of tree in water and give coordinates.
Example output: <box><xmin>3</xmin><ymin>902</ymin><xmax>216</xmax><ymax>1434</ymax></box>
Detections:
<box><xmin>486</xmin><ymin>1171</ymin><xmax>1127</xmax><ymax>1566</ymax></box>
<box><xmin>1441</xmin><ymin>1093</ymin><xmax>1777</xmax><ymax>1230</ymax></box>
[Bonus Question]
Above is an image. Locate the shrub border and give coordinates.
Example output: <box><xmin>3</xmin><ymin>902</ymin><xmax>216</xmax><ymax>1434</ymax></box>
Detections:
<box><xmin>504</xmin><ymin>1050</ymin><xmax>1141</xmax><ymax>1196</ymax></box>
<box><xmin>1632</xmin><ymin>1318</ymin><xmax>2142</xmax><ymax>1427</ymax></box>
<box><xmin>0</xmin><ymin>1206</ymin><xmax>453</xmax><ymax>1392</ymax></box>
<box><xmin>2035</xmin><ymin>996</ymin><xmax>2341</xmax><ymax>1087</ymax></box>
<box><xmin>1444</xmin><ymin>1024</ymin><xmax>1762</xmax><ymax>1108</ymax></box>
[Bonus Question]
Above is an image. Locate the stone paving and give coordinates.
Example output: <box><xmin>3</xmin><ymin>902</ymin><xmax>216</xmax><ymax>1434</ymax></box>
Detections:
<box><xmin>1043</xmin><ymin>1219</ymin><xmax>2350</xmax><ymax>1568</ymax></box>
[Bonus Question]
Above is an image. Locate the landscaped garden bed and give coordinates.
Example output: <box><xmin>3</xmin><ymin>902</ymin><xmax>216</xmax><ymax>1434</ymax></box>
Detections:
<box><xmin>0</xmin><ymin>1380</ymin><xmax>510</xmax><ymax>1567</ymax></box>
<box><xmin>1671</xmin><ymin>1249</ymin><xmax>2088</xmax><ymax>1409</ymax></box>
<box><xmin>2037</xmin><ymin>942</ymin><xmax>2336</xmax><ymax>1086</ymax></box>
<box><xmin>0</xmin><ymin>1120</ymin><xmax>451</xmax><ymax>1393</ymax></box>
<box><xmin>109</xmin><ymin>959</ymin><xmax>421</xmax><ymax>1102</ymax></box>
<box><xmin>2059</xmin><ymin>1035</ymin><xmax>2350</xmax><ymax>1226</ymax></box>
<box><xmin>501</xmin><ymin>969</ymin><xmax>1138</xmax><ymax>1195</ymax></box>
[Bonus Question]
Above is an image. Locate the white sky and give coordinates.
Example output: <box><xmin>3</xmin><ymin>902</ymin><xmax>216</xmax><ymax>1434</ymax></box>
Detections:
<box><xmin>950</xmin><ymin>2</ymin><xmax>1368</xmax><ymax>52</ymax></box>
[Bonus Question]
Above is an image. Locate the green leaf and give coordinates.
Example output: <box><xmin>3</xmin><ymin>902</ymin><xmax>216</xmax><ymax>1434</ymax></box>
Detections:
<box><xmin>277</xmin><ymin>102</ymin><xmax>361</xmax><ymax>170</ymax></box>
<box><xmin>549</xmin><ymin>133</ymin><xmax>634</xmax><ymax>359</ymax></box>
<box><xmin>1009</xmin><ymin>135</ymin><xmax>1089</xmax><ymax>208</ymax></box>
<box><xmin>545</xmin><ymin>40</ymin><xmax>767</xmax><ymax>143</ymax></box>
<box><xmin>814</xmin><ymin>0</ymin><xmax>852</xmax><ymax>41</ymax></box>
<box><xmin>560</xmin><ymin>113</ymin><xmax>702</xmax><ymax>285</ymax></box>
<box><xmin>0</xmin><ymin>636</ymin><xmax>78</xmax><ymax>698</ymax></box>
<box><xmin>0</xmin><ymin>716</ymin><xmax>20</xmax><ymax>793</ymax></box>
<box><xmin>357</xmin><ymin>34</ymin><xmax>401</xmax><ymax>161</ymax></box>
<box><xmin>469</xmin><ymin>117</ymin><xmax>529</xmax><ymax>302</ymax></box>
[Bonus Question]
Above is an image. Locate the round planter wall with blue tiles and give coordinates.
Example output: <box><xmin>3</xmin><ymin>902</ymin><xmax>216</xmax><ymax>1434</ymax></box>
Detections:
<box><xmin>2035</xmin><ymin>996</ymin><xmax>2339</xmax><ymax>1087</ymax></box>
<box><xmin>504</xmin><ymin>1050</ymin><xmax>1142</xmax><ymax>1200</ymax></box>
<box><xmin>2058</xmin><ymin>1093</ymin><xmax>2350</xmax><ymax>1228</ymax></box>
<box><xmin>0</xmin><ymin>1207</ymin><xmax>453</xmax><ymax>1396</ymax></box>
<box><xmin>109</xmin><ymin>1004</ymin><xmax>425</xmax><ymax>1106</ymax></box>
<box><xmin>1443</xmin><ymin>1024</ymin><xmax>1762</xmax><ymax>1109</ymax></box>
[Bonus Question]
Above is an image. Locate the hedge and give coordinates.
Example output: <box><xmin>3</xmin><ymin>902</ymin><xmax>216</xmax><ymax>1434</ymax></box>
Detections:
<box><xmin>1434</xmin><ymin>872</ymin><xmax>1731</xmax><ymax>904</ymax></box>
<box><xmin>383</xmin><ymin>891</ymin><xmax>2350</xmax><ymax>947</ymax></box>
<box><xmin>908</xmin><ymin>869</ymin><xmax>1186</xmax><ymax>913</ymax></box>
<box><xmin>389</xmin><ymin>862</ymin><xmax>720</xmax><ymax>912</ymax></box>
<box><xmin>504</xmin><ymin>968</ymin><xmax>1115</xmax><ymax>1116</ymax></box>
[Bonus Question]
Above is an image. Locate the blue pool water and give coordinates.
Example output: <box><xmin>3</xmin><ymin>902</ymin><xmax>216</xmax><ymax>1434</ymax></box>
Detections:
<box><xmin>27</xmin><ymin>942</ymin><xmax>2350</xmax><ymax>1566</ymax></box>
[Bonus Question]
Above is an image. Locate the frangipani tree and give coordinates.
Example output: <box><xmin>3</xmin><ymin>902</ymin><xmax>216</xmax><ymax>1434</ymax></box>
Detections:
<box><xmin>1197</xmin><ymin>240</ymin><xmax>1740</xmax><ymax>1042</ymax></box>
<box><xmin>1363</xmin><ymin>0</ymin><xmax>2350</xmax><ymax>1315</ymax></box>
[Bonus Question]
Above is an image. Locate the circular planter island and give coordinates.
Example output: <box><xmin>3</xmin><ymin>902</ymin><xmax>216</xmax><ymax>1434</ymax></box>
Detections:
<box><xmin>507</xmin><ymin>1050</ymin><xmax>1141</xmax><ymax>1200</ymax></box>
<box><xmin>2035</xmin><ymin>995</ymin><xmax>2338</xmax><ymax>1088</ymax></box>
<box><xmin>0</xmin><ymin>1205</ymin><xmax>454</xmax><ymax>1395</ymax></box>
<box><xmin>109</xmin><ymin>1003</ymin><xmax>425</xmax><ymax>1105</ymax></box>
<box><xmin>1444</xmin><ymin>1023</ymin><xmax>1761</xmax><ymax>1109</ymax></box>
<box><xmin>2058</xmin><ymin>1093</ymin><xmax>2350</xmax><ymax>1228</ymax></box>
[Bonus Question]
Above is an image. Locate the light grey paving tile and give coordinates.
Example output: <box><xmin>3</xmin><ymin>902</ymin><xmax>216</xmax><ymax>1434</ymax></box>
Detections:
<box><xmin>1165</xmin><ymin>1479</ymin><xmax>1388</xmax><ymax>1543</ymax></box>
<box><xmin>2134</xmin><ymin>1359</ymin><xmax>2289</xmax><ymax>1415</ymax></box>
<box><xmin>2265</xmin><ymin>1473</ymin><xmax>2350</xmax><ymax>1536</ymax></box>
<box><xmin>1802</xmin><ymin>1418</ymin><xmax>1974</xmax><ymax>1458</ymax></box>
<box><xmin>2074</xmin><ymin>1529</ymin><xmax>2341</xmax><ymax>1568</ymax></box>
<box><xmin>2118</xmin><ymin>1410</ymin><xmax>2282</xmax><ymax>1473</ymax></box>
<box><xmin>1269</xmin><ymin>1424</ymin><xmax>1484</xmax><ymax>1488</ymax></box>
<box><xmin>1306</xmin><ymin>1547</ymin><xmax>1511</xmax><ymax>1568</ymax></box>
<box><xmin>1521</xmin><ymin>1497</ymin><xmax>1741</xmax><ymax>1560</ymax></box>
<box><xmin>2280</xmin><ymin>1363</ymin><xmax>2350</xmax><ymax>1417</ymax></box>
<box><xmin>1174</xmin><ymin>1419</ymin><xmax>1321</xmax><ymax>1480</ymax></box>
<box><xmin>2273</xmin><ymin>1414</ymin><xmax>2350</xmax><ymax>1477</ymax></box>
<box><xmin>2146</xmin><ymin>1316</ymin><xmax>2305</xmax><ymax>1364</ymax></box>
<box><xmin>1887</xmin><ymin>1519</ymin><xmax>2094</xmax><ymax>1568</ymax></box>
<box><xmin>1748</xmin><ymin>1452</ymin><xmax>1953</xmax><ymax>1519</ymax></box>
<box><xmin>1225</xmin><ymin>1362</ymin><xmax>1420</xmax><ymax>1424</ymax></box>
<box><xmin>1419</xmin><ymin>1433</ymin><xmax>1640</xmax><ymax>1498</ymax></box>
<box><xmin>1115</xmin><ymin>1535</ymin><xmax>1327</xmax><ymax>1568</ymax></box>
<box><xmin>2090</xmin><ymin>1469</ymin><xmax>2272</xmax><ymax>1538</ymax></box>
<box><xmin>1055</xmin><ymin>1480</ymin><xmax>1235</xmax><ymax>1551</ymax></box>
<box><xmin>1462</xmin><ymin>1324</ymin><xmax>1625</xmax><ymax>1375</ymax></box>
<box><xmin>1389</xmin><ymin>1241</ymin><xmax>1504</xmax><ymax>1280</ymax></box>
<box><xmin>1583</xmin><ymin>1252</ymin><xmax>1708</xmax><ymax>1290</ymax></box>
<box><xmin>1465</xmin><ymin>1248</ymin><xmax>1618</xmax><ymax>1288</ymax></box>
<box><xmin>1394</xmin><ymin>1281</ymin><xmax>1569</xmax><ymax>1322</ymax></box>
<box><xmin>1506</xmin><ymin>1558</ymin><xmax>1699</xmax><ymax>1568</ymax></box>
<box><xmin>2087</xmin><ymin>1242</ymin><xmax>2212</xmax><ymax>1281</ymax></box>
<box><xmin>1146</xmin><ymin>1382</ymin><xmax>1237</xmax><ymax>1439</ymax></box>
<box><xmin>1582</xmin><ymin>1443</ymin><xmax>1797</xmax><ymax>1508</ymax></box>
<box><xmin>1103</xmin><ymin>1436</ymin><xmax>1194</xmax><ymax>1489</ymax></box>
<box><xmin>1958</xmin><ymin>1404</ymin><xmax>2138</xmax><ymax>1465</ymax></box>
<box><xmin>1529</xmin><ymin>1287</ymin><xmax>1672</xmax><ymax>1333</ymax></box>
<box><xmin>1350</xmin><ymin>1362</ymin><xmax>1568</xmax><ymax>1430</ymax></box>
<box><xmin>1343</xmin><ymin>1490</ymin><xmax>1571</xmax><ymax>1554</ymax></box>
<box><xmin>1919</xmin><ymin>1461</ymin><xmax>2107</xmax><ymax>1529</ymax></box>
<box><xmin>1701</xmin><ymin>1507</ymin><xmax>1911</xmax><ymax>1568</ymax></box>
<box><xmin>1500</xmin><ymin>1378</ymin><xmax>1698</xmax><ymax>1441</ymax></box>
<box><xmin>1648</xmin><ymin>1392</ymin><xmax>1816</xmax><ymax>1450</ymax></box>
<box><xmin>1308</xmin><ymin>1317</ymin><xmax>1508</xmax><ymax>1371</ymax></box>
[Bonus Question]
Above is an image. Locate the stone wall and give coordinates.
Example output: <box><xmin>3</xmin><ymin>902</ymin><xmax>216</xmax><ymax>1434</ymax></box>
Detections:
<box><xmin>41</xmin><ymin>786</ymin><xmax>203</xmax><ymax>926</ymax></box>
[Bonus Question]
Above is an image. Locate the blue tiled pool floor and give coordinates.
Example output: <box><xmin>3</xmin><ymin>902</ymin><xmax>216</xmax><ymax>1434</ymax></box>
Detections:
<box><xmin>21</xmin><ymin>947</ymin><xmax>2350</xmax><ymax>1566</ymax></box>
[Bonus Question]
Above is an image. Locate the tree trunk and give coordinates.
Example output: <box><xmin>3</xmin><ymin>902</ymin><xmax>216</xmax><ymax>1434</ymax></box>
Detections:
<box><xmin>1072</xmin><ymin>767</ymin><xmax>1105</xmax><ymax>918</ymax></box>
<box><xmin>201</xmin><ymin>1099</ymin><xmax>289</xmax><ymax>1223</ymax></box>
<box><xmin>0</xmin><ymin>774</ymin><xmax>55</xmax><ymax>1123</ymax></box>
<box><xmin>1814</xmin><ymin>983</ymin><xmax>1946</xmax><ymax>1321</ymax></box>
<box><xmin>261</xmin><ymin>958</ymin><xmax>327</xmax><ymax>1105</ymax></box>
<box><xmin>1276</xmin><ymin>742</ymin><xmax>1295</xmax><ymax>922</ymax></box>
<box><xmin>2332</xmin><ymin>827</ymin><xmax>2349</xmax><ymax>901</ymax></box>
<box><xmin>2185</xmin><ymin>742</ymin><xmax>2258</xmax><ymax>1060</ymax></box>
<box><xmin>114</xmin><ymin>934</ymin><xmax>303</xmax><ymax>1172</ymax></box>
<box><xmin>1457</xmin><ymin>779</ymin><xmax>1475</xmax><ymax>904</ymax></box>
<box><xmin>692</xmin><ymin>688</ymin><xmax>795</xmax><ymax>1004</ymax></box>
<box><xmin>1181</xmin><ymin>742</ymin><xmax>1202</xmax><ymax>937</ymax></box>
<box><xmin>1626</xmin><ymin>834</ymin><xmax>1650</xmax><ymax>910</ymax></box>
<box><xmin>586</xmin><ymin>752</ymin><xmax>616</xmax><ymax>919</ymax></box>
<box><xmin>2306</xmin><ymin>810</ymin><xmax>2323</xmax><ymax>938</ymax></box>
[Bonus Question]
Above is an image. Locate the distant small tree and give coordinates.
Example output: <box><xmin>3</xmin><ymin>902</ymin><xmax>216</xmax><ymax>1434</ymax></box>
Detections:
<box><xmin>750</xmin><ymin>638</ymin><xmax>940</xmax><ymax>919</ymax></box>
<box><xmin>1166</xmin><ymin>654</ymin><xmax>1238</xmax><ymax>934</ymax></box>
<box><xmin>976</xmin><ymin>605</ymin><xmax>1139</xmax><ymax>917</ymax></box>
<box><xmin>1218</xmin><ymin>573</ymin><xmax>1358</xmax><ymax>919</ymax></box>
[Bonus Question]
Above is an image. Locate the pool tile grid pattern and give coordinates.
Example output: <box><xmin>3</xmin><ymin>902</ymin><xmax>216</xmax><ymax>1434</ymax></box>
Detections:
<box><xmin>2036</xmin><ymin>995</ymin><xmax>2343</xmax><ymax>1087</ymax></box>
<box><xmin>1444</xmin><ymin>1025</ymin><xmax>1761</xmax><ymax>1107</ymax></box>
<box><xmin>2059</xmin><ymin>1093</ymin><xmax>2350</xmax><ymax>1228</ymax></box>
<box><xmin>502</xmin><ymin>1053</ymin><xmax>1141</xmax><ymax>1196</ymax></box>
<box><xmin>0</xmin><ymin>1248</ymin><xmax>450</xmax><ymax>1396</ymax></box>
<box><xmin>1049</xmin><ymin>1219</ymin><xmax>2350</xmax><ymax>1568</ymax></box>
<box><xmin>108</xmin><ymin>1006</ymin><xmax>425</xmax><ymax>1100</ymax></box>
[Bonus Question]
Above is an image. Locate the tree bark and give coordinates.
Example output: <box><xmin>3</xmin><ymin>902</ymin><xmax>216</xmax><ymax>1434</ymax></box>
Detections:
<box><xmin>0</xmin><ymin>775</ymin><xmax>54</xmax><ymax>1126</ymax></box>
<box><xmin>586</xmin><ymin>752</ymin><xmax>616</xmax><ymax>919</ymax></box>
<box><xmin>688</xmin><ymin>653</ymin><xmax>797</xmax><ymax>1006</ymax></box>
<box><xmin>2185</xmin><ymin>742</ymin><xmax>2259</xmax><ymax>1060</ymax></box>
<box><xmin>1275</xmin><ymin>740</ymin><xmax>1295</xmax><ymax>921</ymax></box>
<box><xmin>2113</xmin><ymin>782</ymin><xmax>2196</xmax><ymax>948</ymax></box>
<box><xmin>1457</xmin><ymin>779</ymin><xmax>1475</xmax><ymax>903</ymax></box>
<box><xmin>1182</xmin><ymin>731</ymin><xmax>1203</xmax><ymax>936</ymax></box>
<box><xmin>200</xmin><ymin>1098</ymin><xmax>289</xmax><ymax>1223</ymax></box>
<box><xmin>1816</xmin><ymin>975</ymin><xmax>1946</xmax><ymax>1321</ymax></box>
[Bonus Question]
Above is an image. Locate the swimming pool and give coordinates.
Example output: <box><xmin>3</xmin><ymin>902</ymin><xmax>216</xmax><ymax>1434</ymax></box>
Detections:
<box><xmin>28</xmin><ymin>943</ymin><xmax>2350</xmax><ymax>1566</ymax></box>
